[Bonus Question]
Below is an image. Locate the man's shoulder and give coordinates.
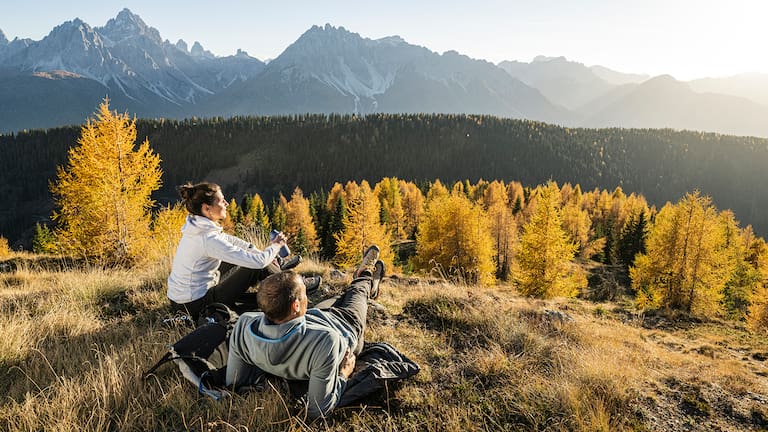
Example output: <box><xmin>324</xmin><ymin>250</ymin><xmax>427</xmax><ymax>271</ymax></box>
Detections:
<box><xmin>233</xmin><ymin>311</ymin><xmax>265</xmax><ymax>331</ymax></box>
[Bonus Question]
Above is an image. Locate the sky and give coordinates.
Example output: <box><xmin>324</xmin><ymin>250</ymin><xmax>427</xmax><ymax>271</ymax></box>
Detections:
<box><xmin>2</xmin><ymin>0</ymin><xmax>767</xmax><ymax>81</ymax></box>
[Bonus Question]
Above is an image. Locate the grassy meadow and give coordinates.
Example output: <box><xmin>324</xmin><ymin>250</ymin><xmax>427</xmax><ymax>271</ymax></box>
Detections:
<box><xmin>0</xmin><ymin>254</ymin><xmax>767</xmax><ymax>431</ymax></box>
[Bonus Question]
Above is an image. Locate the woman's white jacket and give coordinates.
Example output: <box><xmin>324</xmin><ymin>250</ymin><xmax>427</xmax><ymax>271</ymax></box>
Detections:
<box><xmin>167</xmin><ymin>215</ymin><xmax>281</xmax><ymax>303</ymax></box>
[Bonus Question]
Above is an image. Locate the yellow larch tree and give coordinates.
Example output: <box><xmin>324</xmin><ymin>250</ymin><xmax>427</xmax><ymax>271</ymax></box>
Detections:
<box><xmin>560</xmin><ymin>199</ymin><xmax>593</xmax><ymax>258</ymax></box>
<box><xmin>326</xmin><ymin>182</ymin><xmax>346</xmax><ymax>209</ymax></box>
<box><xmin>271</xmin><ymin>195</ymin><xmax>288</xmax><ymax>232</ymax></box>
<box><xmin>51</xmin><ymin>99</ymin><xmax>161</xmax><ymax>265</ymax></box>
<box><xmin>374</xmin><ymin>177</ymin><xmax>406</xmax><ymax>241</ymax></box>
<box><xmin>244</xmin><ymin>193</ymin><xmax>270</xmax><ymax>235</ymax></box>
<box><xmin>334</xmin><ymin>180</ymin><xmax>393</xmax><ymax>269</ymax></box>
<box><xmin>147</xmin><ymin>203</ymin><xmax>188</xmax><ymax>266</ymax></box>
<box><xmin>399</xmin><ymin>180</ymin><xmax>424</xmax><ymax>239</ymax></box>
<box><xmin>283</xmin><ymin>187</ymin><xmax>319</xmax><ymax>254</ymax></box>
<box><xmin>743</xmin><ymin>227</ymin><xmax>768</xmax><ymax>333</ymax></box>
<box><xmin>506</xmin><ymin>181</ymin><xmax>525</xmax><ymax>214</ymax></box>
<box><xmin>415</xmin><ymin>189</ymin><xmax>496</xmax><ymax>285</ymax></box>
<box><xmin>513</xmin><ymin>182</ymin><xmax>581</xmax><ymax>298</ymax></box>
<box><xmin>482</xmin><ymin>180</ymin><xmax>517</xmax><ymax>280</ymax></box>
<box><xmin>0</xmin><ymin>236</ymin><xmax>10</xmax><ymax>259</ymax></box>
<box><xmin>425</xmin><ymin>179</ymin><xmax>449</xmax><ymax>202</ymax></box>
<box><xmin>631</xmin><ymin>192</ymin><xmax>736</xmax><ymax>316</ymax></box>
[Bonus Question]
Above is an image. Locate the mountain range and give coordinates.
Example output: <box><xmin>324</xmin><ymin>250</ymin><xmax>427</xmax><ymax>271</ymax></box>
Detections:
<box><xmin>1</xmin><ymin>8</ymin><xmax>767</xmax><ymax>137</ymax></box>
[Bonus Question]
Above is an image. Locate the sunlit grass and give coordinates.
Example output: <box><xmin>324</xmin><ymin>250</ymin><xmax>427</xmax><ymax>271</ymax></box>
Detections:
<box><xmin>0</xmin><ymin>258</ymin><xmax>765</xmax><ymax>431</ymax></box>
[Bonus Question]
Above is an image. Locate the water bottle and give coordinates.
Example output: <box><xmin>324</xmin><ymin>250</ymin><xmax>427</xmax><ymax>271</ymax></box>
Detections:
<box><xmin>269</xmin><ymin>229</ymin><xmax>291</xmax><ymax>258</ymax></box>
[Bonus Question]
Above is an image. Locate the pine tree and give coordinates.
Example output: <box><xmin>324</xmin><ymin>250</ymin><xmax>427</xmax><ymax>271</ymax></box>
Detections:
<box><xmin>513</xmin><ymin>182</ymin><xmax>581</xmax><ymax>298</ymax></box>
<box><xmin>334</xmin><ymin>181</ymin><xmax>393</xmax><ymax>268</ymax></box>
<box><xmin>321</xmin><ymin>190</ymin><xmax>347</xmax><ymax>259</ymax></box>
<box><xmin>32</xmin><ymin>223</ymin><xmax>58</xmax><ymax>254</ymax></box>
<box><xmin>616</xmin><ymin>211</ymin><xmax>648</xmax><ymax>271</ymax></box>
<box><xmin>50</xmin><ymin>99</ymin><xmax>161</xmax><ymax>265</ymax></box>
<box><xmin>415</xmin><ymin>190</ymin><xmax>496</xmax><ymax>285</ymax></box>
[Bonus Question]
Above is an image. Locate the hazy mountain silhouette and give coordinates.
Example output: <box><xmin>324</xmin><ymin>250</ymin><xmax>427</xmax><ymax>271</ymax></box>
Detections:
<box><xmin>689</xmin><ymin>73</ymin><xmax>768</xmax><ymax>107</ymax></box>
<box><xmin>580</xmin><ymin>75</ymin><xmax>768</xmax><ymax>137</ymax></box>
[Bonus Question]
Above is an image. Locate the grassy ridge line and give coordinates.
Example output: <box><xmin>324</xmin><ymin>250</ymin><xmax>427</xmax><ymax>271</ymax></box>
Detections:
<box><xmin>0</xmin><ymin>258</ymin><xmax>766</xmax><ymax>431</ymax></box>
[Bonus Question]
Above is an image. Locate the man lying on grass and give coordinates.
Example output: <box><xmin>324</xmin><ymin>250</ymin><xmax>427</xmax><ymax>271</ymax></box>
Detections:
<box><xmin>226</xmin><ymin>246</ymin><xmax>385</xmax><ymax>419</ymax></box>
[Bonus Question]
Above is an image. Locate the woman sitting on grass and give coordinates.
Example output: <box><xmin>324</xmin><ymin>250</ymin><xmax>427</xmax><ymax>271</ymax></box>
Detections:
<box><xmin>166</xmin><ymin>181</ymin><xmax>290</xmax><ymax>320</ymax></box>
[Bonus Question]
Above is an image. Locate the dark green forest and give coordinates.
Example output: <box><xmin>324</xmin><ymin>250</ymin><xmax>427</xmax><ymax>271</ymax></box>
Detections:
<box><xmin>2</xmin><ymin>113</ymin><xmax>767</xmax><ymax>246</ymax></box>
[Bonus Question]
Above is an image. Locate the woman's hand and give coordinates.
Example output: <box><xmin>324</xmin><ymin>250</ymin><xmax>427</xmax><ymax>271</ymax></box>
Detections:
<box><xmin>269</xmin><ymin>231</ymin><xmax>287</xmax><ymax>245</ymax></box>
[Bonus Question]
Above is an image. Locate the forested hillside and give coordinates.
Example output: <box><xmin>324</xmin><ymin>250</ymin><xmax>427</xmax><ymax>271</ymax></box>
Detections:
<box><xmin>2</xmin><ymin>113</ymin><xmax>767</xmax><ymax>245</ymax></box>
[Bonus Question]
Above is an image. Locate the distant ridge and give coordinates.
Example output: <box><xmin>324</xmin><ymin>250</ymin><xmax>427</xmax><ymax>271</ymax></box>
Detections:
<box><xmin>0</xmin><ymin>10</ymin><xmax>767</xmax><ymax>137</ymax></box>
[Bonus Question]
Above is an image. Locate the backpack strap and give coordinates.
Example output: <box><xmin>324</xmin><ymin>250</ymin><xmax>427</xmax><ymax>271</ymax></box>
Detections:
<box><xmin>142</xmin><ymin>351</ymin><xmax>178</xmax><ymax>380</ymax></box>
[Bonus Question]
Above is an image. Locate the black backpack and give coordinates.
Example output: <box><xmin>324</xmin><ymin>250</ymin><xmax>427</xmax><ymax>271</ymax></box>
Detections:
<box><xmin>143</xmin><ymin>303</ymin><xmax>238</xmax><ymax>399</ymax></box>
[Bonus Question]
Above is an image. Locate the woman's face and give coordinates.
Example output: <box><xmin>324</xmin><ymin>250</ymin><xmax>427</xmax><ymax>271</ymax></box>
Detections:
<box><xmin>203</xmin><ymin>190</ymin><xmax>228</xmax><ymax>222</ymax></box>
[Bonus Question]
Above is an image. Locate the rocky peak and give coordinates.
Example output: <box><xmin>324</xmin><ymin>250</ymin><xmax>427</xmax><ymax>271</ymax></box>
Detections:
<box><xmin>98</xmin><ymin>8</ymin><xmax>162</xmax><ymax>45</ymax></box>
<box><xmin>190</xmin><ymin>41</ymin><xmax>214</xmax><ymax>58</ymax></box>
<box><xmin>175</xmin><ymin>39</ymin><xmax>188</xmax><ymax>53</ymax></box>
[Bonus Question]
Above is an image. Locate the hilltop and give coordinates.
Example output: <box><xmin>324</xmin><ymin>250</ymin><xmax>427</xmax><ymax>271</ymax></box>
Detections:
<box><xmin>0</xmin><ymin>256</ymin><xmax>766</xmax><ymax>431</ymax></box>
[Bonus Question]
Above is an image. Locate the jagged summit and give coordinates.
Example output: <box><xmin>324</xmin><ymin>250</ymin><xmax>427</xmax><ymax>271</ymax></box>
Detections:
<box><xmin>98</xmin><ymin>7</ymin><xmax>162</xmax><ymax>44</ymax></box>
<box><xmin>0</xmin><ymin>29</ymin><xmax>8</xmax><ymax>45</ymax></box>
<box><xmin>190</xmin><ymin>41</ymin><xmax>214</xmax><ymax>58</ymax></box>
<box><xmin>37</xmin><ymin>18</ymin><xmax>106</xmax><ymax>58</ymax></box>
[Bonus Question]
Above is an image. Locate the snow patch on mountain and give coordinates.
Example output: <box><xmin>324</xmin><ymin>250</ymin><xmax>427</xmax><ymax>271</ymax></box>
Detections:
<box><xmin>312</xmin><ymin>57</ymin><xmax>395</xmax><ymax>98</ymax></box>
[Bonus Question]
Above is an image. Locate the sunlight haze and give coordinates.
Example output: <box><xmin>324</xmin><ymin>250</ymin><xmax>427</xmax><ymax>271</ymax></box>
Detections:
<box><xmin>1</xmin><ymin>0</ymin><xmax>765</xmax><ymax>80</ymax></box>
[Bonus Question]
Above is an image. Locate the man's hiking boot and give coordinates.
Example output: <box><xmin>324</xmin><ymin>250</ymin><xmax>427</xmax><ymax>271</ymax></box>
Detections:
<box><xmin>280</xmin><ymin>255</ymin><xmax>302</xmax><ymax>271</ymax></box>
<box><xmin>369</xmin><ymin>260</ymin><xmax>386</xmax><ymax>300</ymax></box>
<box><xmin>354</xmin><ymin>245</ymin><xmax>380</xmax><ymax>278</ymax></box>
<box><xmin>303</xmin><ymin>275</ymin><xmax>322</xmax><ymax>293</ymax></box>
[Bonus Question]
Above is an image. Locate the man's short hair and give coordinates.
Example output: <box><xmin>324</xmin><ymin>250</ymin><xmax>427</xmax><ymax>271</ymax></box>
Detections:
<box><xmin>257</xmin><ymin>271</ymin><xmax>304</xmax><ymax>322</ymax></box>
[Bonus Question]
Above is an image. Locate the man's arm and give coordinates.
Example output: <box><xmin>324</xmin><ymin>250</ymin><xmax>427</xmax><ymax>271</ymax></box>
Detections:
<box><xmin>225</xmin><ymin>345</ymin><xmax>263</xmax><ymax>390</ymax></box>
<box><xmin>305</xmin><ymin>340</ymin><xmax>349</xmax><ymax>419</ymax></box>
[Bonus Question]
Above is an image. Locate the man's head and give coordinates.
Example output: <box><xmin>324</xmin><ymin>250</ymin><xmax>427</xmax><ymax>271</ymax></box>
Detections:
<box><xmin>257</xmin><ymin>271</ymin><xmax>307</xmax><ymax>323</ymax></box>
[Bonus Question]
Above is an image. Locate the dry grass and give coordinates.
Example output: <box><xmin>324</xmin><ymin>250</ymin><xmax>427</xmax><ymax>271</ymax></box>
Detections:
<box><xmin>0</xmin><ymin>259</ymin><xmax>767</xmax><ymax>431</ymax></box>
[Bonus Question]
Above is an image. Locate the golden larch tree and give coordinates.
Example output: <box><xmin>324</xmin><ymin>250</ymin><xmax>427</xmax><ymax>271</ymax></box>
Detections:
<box><xmin>399</xmin><ymin>180</ymin><xmax>424</xmax><ymax>239</ymax></box>
<box><xmin>513</xmin><ymin>182</ymin><xmax>581</xmax><ymax>298</ymax></box>
<box><xmin>334</xmin><ymin>181</ymin><xmax>393</xmax><ymax>268</ymax></box>
<box><xmin>244</xmin><ymin>192</ymin><xmax>270</xmax><ymax>235</ymax></box>
<box><xmin>425</xmin><ymin>179</ymin><xmax>449</xmax><ymax>202</ymax></box>
<box><xmin>374</xmin><ymin>177</ymin><xmax>406</xmax><ymax>241</ymax></box>
<box><xmin>283</xmin><ymin>187</ymin><xmax>319</xmax><ymax>254</ymax></box>
<box><xmin>147</xmin><ymin>203</ymin><xmax>188</xmax><ymax>266</ymax></box>
<box><xmin>631</xmin><ymin>192</ymin><xmax>736</xmax><ymax>316</ymax></box>
<box><xmin>743</xmin><ymin>226</ymin><xmax>768</xmax><ymax>333</ymax></box>
<box><xmin>415</xmin><ymin>189</ymin><xmax>496</xmax><ymax>285</ymax></box>
<box><xmin>51</xmin><ymin>99</ymin><xmax>161</xmax><ymax>264</ymax></box>
<box><xmin>482</xmin><ymin>180</ymin><xmax>517</xmax><ymax>280</ymax></box>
